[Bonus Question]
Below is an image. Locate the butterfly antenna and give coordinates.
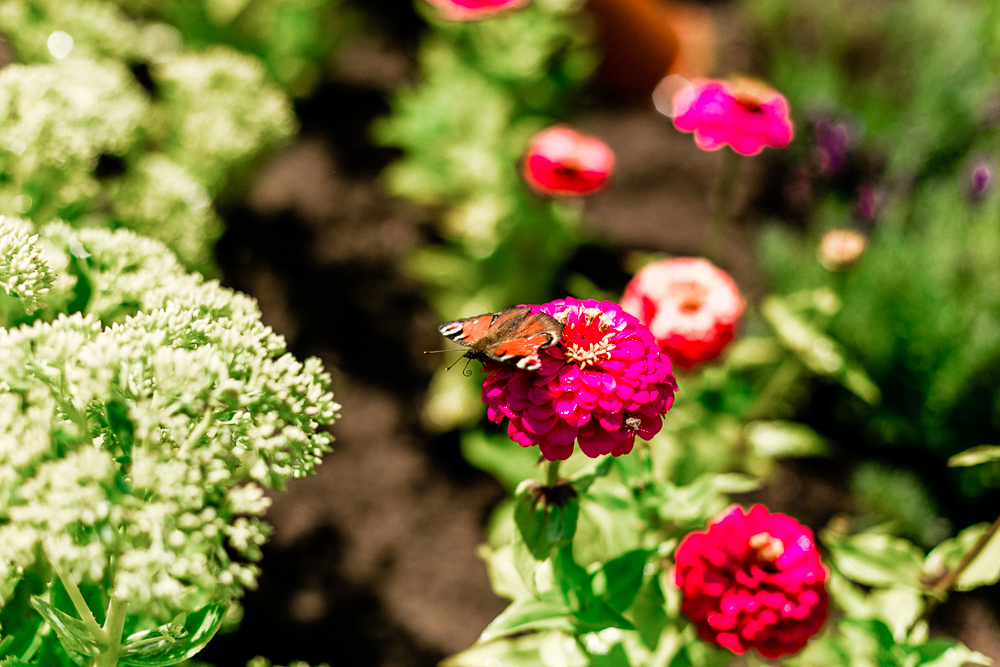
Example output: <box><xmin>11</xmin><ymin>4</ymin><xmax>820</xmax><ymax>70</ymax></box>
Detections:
<box><xmin>443</xmin><ymin>353</ymin><xmax>469</xmax><ymax>372</ymax></box>
<box><xmin>461</xmin><ymin>357</ymin><xmax>475</xmax><ymax>377</ymax></box>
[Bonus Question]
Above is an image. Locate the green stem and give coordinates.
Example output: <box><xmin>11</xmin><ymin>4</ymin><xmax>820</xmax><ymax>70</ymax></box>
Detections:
<box><xmin>702</xmin><ymin>147</ymin><xmax>743</xmax><ymax>264</ymax></box>
<box><xmin>923</xmin><ymin>512</ymin><xmax>1000</xmax><ymax>619</ymax></box>
<box><xmin>546</xmin><ymin>459</ymin><xmax>561</xmax><ymax>488</ymax></box>
<box><xmin>95</xmin><ymin>597</ymin><xmax>128</xmax><ymax>667</ymax></box>
<box><xmin>746</xmin><ymin>357</ymin><xmax>801</xmax><ymax>422</ymax></box>
<box><xmin>180</xmin><ymin>411</ymin><xmax>214</xmax><ymax>455</ymax></box>
<box><xmin>46</xmin><ymin>548</ymin><xmax>109</xmax><ymax>645</ymax></box>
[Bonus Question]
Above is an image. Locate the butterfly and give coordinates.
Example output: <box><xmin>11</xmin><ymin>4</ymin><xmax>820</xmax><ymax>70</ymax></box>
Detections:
<box><xmin>439</xmin><ymin>307</ymin><xmax>564</xmax><ymax>371</ymax></box>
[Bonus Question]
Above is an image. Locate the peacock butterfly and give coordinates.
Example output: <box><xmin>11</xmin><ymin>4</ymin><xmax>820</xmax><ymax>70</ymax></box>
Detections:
<box><xmin>439</xmin><ymin>307</ymin><xmax>563</xmax><ymax>371</ymax></box>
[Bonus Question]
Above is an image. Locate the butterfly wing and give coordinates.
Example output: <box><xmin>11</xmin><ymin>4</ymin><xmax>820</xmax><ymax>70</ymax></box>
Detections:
<box><xmin>480</xmin><ymin>309</ymin><xmax>562</xmax><ymax>370</ymax></box>
<box><xmin>488</xmin><ymin>333</ymin><xmax>557</xmax><ymax>370</ymax></box>
<box><xmin>438</xmin><ymin>308</ymin><xmax>563</xmax><ymax>371</ymax></box>
<box><xmin>439</xmin><ymin>313</ymin><xmax>496</xmax><ymax>347</ymax></box>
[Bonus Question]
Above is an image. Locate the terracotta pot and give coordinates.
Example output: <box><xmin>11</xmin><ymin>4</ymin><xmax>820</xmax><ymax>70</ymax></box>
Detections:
<box><xmin>587</xmin><ymin>0</ymin><xmax>716</xmax><ymax>99</ymax></box>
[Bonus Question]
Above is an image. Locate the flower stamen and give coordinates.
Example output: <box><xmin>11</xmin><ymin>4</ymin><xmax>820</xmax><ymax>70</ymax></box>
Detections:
<box><xmin>749</xmin><ymin>532</ymin><xmax>784</xmax><ymax>562</ymax></box>
<box><xmin>558</xmin><ymin>307</ymin><xmax>618</xmax><ymax>368</ymax></box>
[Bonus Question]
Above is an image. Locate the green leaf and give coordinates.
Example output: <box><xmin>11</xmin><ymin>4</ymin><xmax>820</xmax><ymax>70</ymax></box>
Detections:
<box><xmin>868</xmin><ymin>587</ymin><xmax>923</xmax><ymax>641</ymax></box>
<box><xmin>553</xmin><ymin>546</ymin><xmax>594</xmax><ymax>612</ymax></box>
<box><xmin>784</xmin><ymin>632</ymin><xmax>854</xmax><ymax>667</ymax></box>
<box><xmin>0</xmin><ymin>658</ymin><xmax>34</xmax><ymax>667</ymax></box>
<box><xmin>478</xmin><ymin>596</ymin><xmax>574</xmax><ymax>644</ymax></box>
<box><xmin>0</xmin><ymin>576</ymin><xmax>46</xmax><ymax>660</ymax></box>
<box><xmin>119</xmin><ymin>603</ymin><xmax>228</xmax><ymax>666</ymax></box>
<box><xmin>29</xmin><ymin>597</ymin><xmax>104</xmax><ymax>665</ymax></box>
<box><xmin>479</xmin><ymin>543</ymin><xmax>533</xmax><ymax>601</ymax></box>
<box><xmin>514</xmin><ymin>480</ymin><xmax>580</xmax><ymax>561</ymax></box>
<box><xmin>574</xmin><ymin>496</ymin><xmax>641</xmax><ymax>568</ymax></box>
<box><xmin>584</xmin><ymin>637</ymin><xmax>631</xmax><ymax>667</ymax></box>
<box><xmin>568</xmin><ymin>457</ymin><xmax>613</xmax><ymax>495</ymax></box>
<box><xmin>912</xmin><ymin>639</ymin><xmax>991</xmax><ymax>667</ymax></box>
<box><xmin>626</xmin><ymin>572</ymin><xmax>668</xmax><ymax>650</ymax></box>
<box><xmin>32</xmin><ymin>634</ymin><xmax>78</xmax><ymax>667</ymax></box>
<box><xmin>571</xmin><ymin>600</ymin><xmax>635</xmax><ymax>634</ymax></box>
<box><xmin>947</xmin><ymin>445</ymin><xmax>1000</xmax><ymax>468</ymax></box>
<box><xmin>442</xmin><ymin>631</ymin><xmax>576</xmax><ymax>667</ymax></box>
<box><xmin>762</xmin><ymin>296</ymin><xmax>881</xmax><ymax>405</ymax></box>
<box><xmin>824</xmin><ymin>531</ymin><xmax>925</xmax><ymax>588</ymax></box>
<box><xmin>744</xmin><ymin>420</ymin><xmax>830</xmax><ymax>458</ymax></box>
<box><xmin>600</xmin><ymin>550</ymin><xmax>648</xmax><ymax>614</ymax></box>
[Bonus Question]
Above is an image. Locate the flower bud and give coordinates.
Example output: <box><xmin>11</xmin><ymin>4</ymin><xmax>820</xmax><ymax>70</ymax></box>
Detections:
<box><xmin>817</xmin><ymin>228</ymin><xmax>867</xmax><ymax>271</ymax></box>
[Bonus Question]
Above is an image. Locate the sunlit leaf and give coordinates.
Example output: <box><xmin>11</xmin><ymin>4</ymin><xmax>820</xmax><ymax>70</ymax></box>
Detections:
<box><xmin>478</xmin><ymin>595</ymin><xmax>574</xmax><ymax>643</ymax></box>
<box><xmin>947</xmin><ymin>445</ymin><xmax>1000</xmax><ymax>468</ymax></box>
<box><xmin>744</xmin><ymin>421</ymin><xmax>829</xmax><ymax>458</ymax></box>
<box><xmin>119</xmin><ymin>603</ymin><xmax>227</xmax><ymax>666</ymax></box>
<box><xmin>823</xmin><ymin>531</ymin><xmax>924</xmax><ymax>588</ymax></box>
<box><xmin>868</xmin><ymin>586</ymin><xmax>923</xmax><ymax>641</ymax></box>
<box><xmin>29</xmin><ymin>597</ymin><xmax>104</xmax><ymax>665</ymax></box>
<box><xmin>913</xmin><ymin>639</ymin><xmax>991</xmax><ymax>667</ymax></box>
<box><xmin>442</xmin><ymin>633</ymin><xmax>547</xmax><ymax>667</ymax></box>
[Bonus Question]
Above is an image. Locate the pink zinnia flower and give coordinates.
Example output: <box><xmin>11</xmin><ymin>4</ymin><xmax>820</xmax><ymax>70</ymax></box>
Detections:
<box><xmin>620</xmin><ymin>258</ymin><xmax>744</xmax><ymax>371</ymax></box>
<box><xmin>522</xmin><ymin>126</ymin><xmax>616</xmax><ymax>196</ymax></box>
<box><xmin>672</xmin><ymin>77</ymin><xmax>793</xmax><ymax>155</ymax></box>
<box><xmin>483</xmin><ymin>297</ymin><xmax>676</xmax><ymax>461</ymax></box>
<box><xmin>674</xmin><ymin>505</ymin><xmax>828</xmax><ymax>658</ymax></box>
<box><xmin>424</xmin><ymin>0</ymin><xmax>527</xmax><ymax>20</ymax></box>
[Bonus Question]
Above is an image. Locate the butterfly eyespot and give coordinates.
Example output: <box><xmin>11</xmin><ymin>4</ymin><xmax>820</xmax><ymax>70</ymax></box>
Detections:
<box><xmin>516</xmin><ymin>354</ymin><xmax>542</xmax><ymax>371</ymax></box>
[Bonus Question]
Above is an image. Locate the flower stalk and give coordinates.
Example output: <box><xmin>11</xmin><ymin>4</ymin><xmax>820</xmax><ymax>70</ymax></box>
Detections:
<box><xmin>46</xmin><ymin>547</ymin><xmax>110</xmax><ymax>646</ymax></box>
<box><xmin>95</xmin><ymin>597</ymin><xmax>128</xmax><ymax>667</ymax></box>
<box><xmin>703</xmin><ymin>147</ymin><xmax>742</xmax><ymax>264</ymax></box>
<box><xmin>546</xmin><ymin>459</ymin><xmax>562</xmax><ymax>488</ymax></box>
<box><xmin>924</xmin><ymin>511</ymin><xmax>1000</xmax><ymax>617</ymax></box>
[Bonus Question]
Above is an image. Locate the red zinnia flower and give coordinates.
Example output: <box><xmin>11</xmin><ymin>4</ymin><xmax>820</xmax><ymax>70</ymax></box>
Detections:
<box><xmin>620</xmin><ymin>257</ymin><xmax>743</xmax><ymax>371</ymax></box>
<box><xmin>522</xmin><ymin>126</ymin><xmax>615</xmax><ymax>196</ymax></box>
<box><xmin>483</xmin><ymin>297</ymin><xmax>676</xmax><ymax>461</ymax></box>
<box><xmin>424</xmin><ymin>0</ymin><xmax>527</xmax><ymax>20</ymax></box>
<box><xmin>674</xmin><ymin>505</ymin><xmax>828</xmax><ymax>658</ymax></box>
<box><xmin>672</xmin><ymin>77</ymin><xmax>793</xmax><ymax>156</ymax></box>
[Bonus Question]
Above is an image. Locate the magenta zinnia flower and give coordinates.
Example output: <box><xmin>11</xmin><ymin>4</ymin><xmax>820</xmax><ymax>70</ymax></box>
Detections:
<box><xmin>521</xmin><ymin>126</ymin><xmax>616</xmax><ymax>196</ymax></box>
<box><xmin>424</xmin><ymin>0</ymin><xmax>527</xmax><ymax>21</ymax></box>
<box><xmin>620</xmin><ymin>258</ymin><xmax>744</xmax><ymax>371</ymax></box>
<box><xmin>674</xmin><ymin>505</ymin><xmax>828</xmax><ymax>658</ymax></box>
<box><xmin>672</xmin><ymin>77</ymin><xmax>793</xmax><ymax>156</ymax></box>
<box><xmin>483</xmin><ymin>297</ymin><xmax>676</xmax><ymax>461</ymax></box>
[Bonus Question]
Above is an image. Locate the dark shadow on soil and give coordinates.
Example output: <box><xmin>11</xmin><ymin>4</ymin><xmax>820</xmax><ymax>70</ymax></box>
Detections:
<box><xmin>199</xmin><ymin>526</ymin><xmax>444</xmax><ymax>667</ymax></box>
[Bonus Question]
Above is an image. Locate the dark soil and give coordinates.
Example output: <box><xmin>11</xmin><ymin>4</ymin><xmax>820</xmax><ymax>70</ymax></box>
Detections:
<box><xmin>198</xmin><ymin>1</ymin><xmax>1000</xmax><ymax>665</ymax></box>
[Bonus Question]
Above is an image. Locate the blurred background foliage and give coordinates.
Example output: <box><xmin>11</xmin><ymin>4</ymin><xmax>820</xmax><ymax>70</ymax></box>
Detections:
<box><xmin>0</xmin><ymin>0</ymin><xmax>348</xmax><ymax>272</ymax></box>
<box><xmin>750</xmin><ymin>0</ymin><xmax>1000</xmax><ymax>529</ymax></box>
<box><xmin>3</xmin><ymin>0</ymin><xmax>1000</xmax><ymax>661</ymax></box>
<box><xmin>377</xmin><ymin>0</ymin><xmax>1000</xmax><ymax>568</ymax></box>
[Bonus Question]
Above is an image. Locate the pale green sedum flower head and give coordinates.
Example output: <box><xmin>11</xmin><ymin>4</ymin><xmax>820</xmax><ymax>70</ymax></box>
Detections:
<box><xmin>0</xmin><ymin>217</ymin><xmax>338</xmax><ymax>622</ymax></box>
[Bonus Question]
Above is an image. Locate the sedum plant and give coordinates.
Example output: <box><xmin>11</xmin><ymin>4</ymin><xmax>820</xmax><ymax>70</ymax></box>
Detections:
<box><xmin>0</xmin><ymin>216</ymin><xmax>338</xmax><ymax>666</ymax></box>
<box><xmin>0</xmin><ymin>0</ymin><xmax>298</xmax><ymax>271</ymax></box>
